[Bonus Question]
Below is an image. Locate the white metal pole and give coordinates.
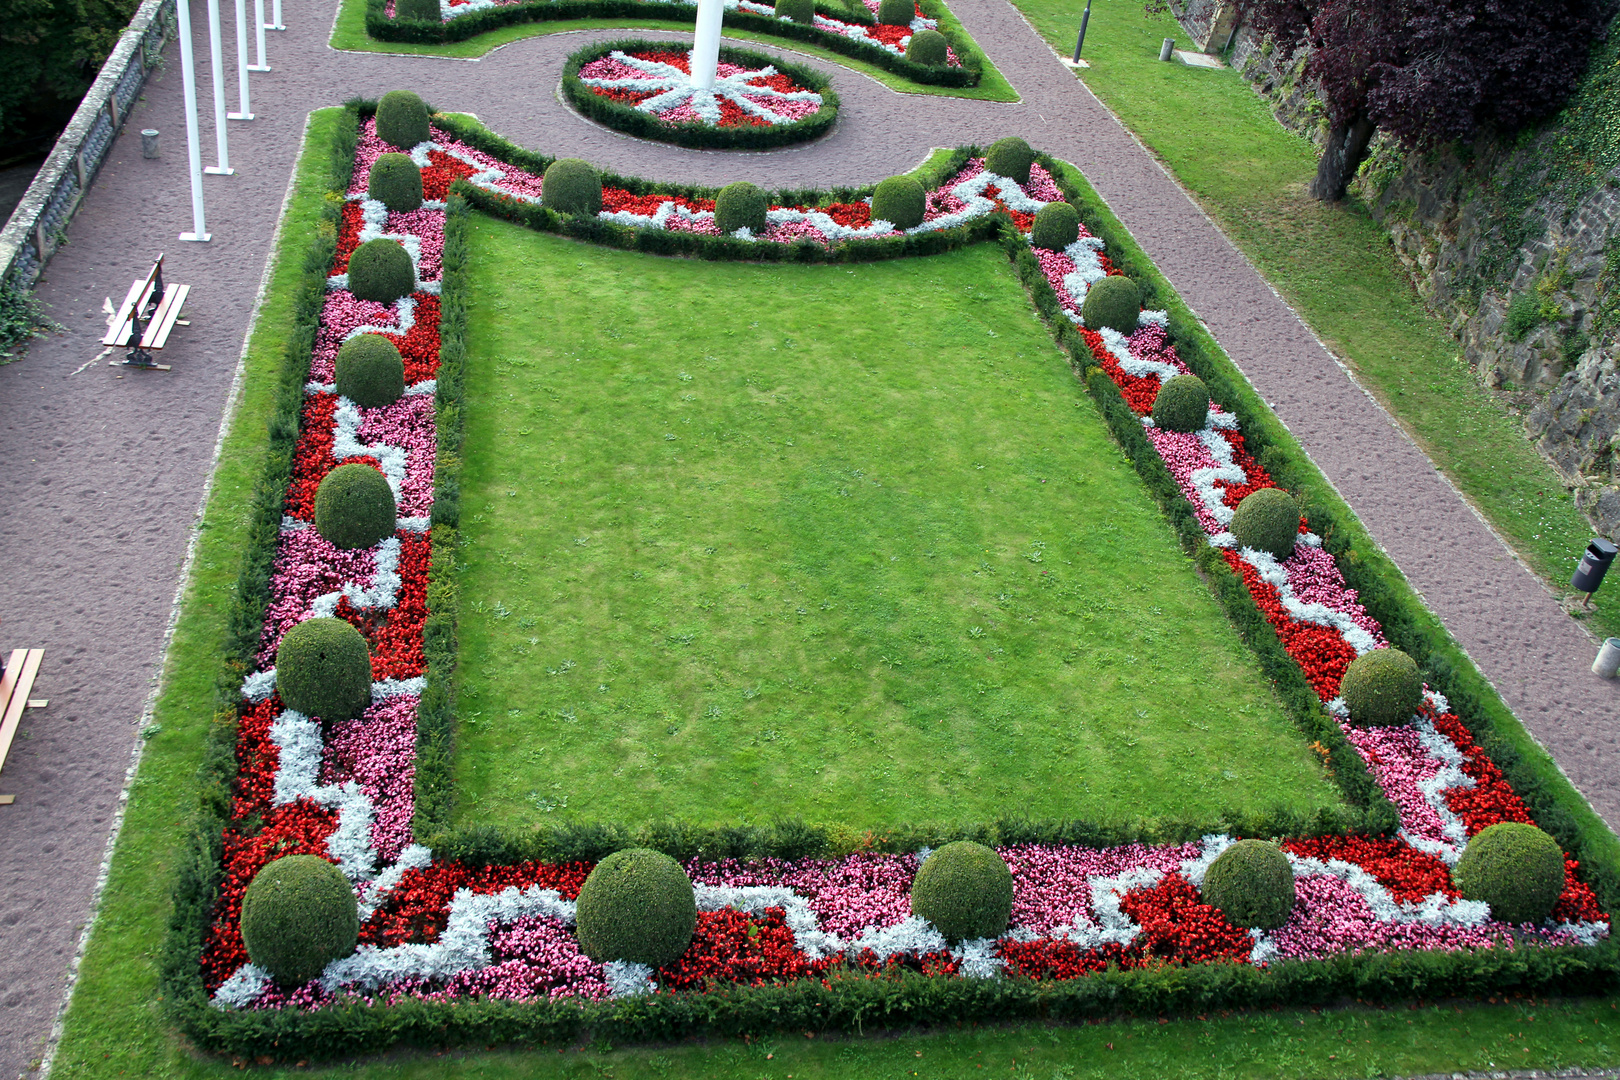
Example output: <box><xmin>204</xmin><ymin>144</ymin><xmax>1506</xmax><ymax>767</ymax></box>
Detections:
<box><xmin>204</xmin><ymin>0</ymin><xmax>233</xmax><ymax>173</ymax></box>
<box><xmin>229</xmin><ymin>0</ymin><xmax>255</xmax><ymax>119</ymax></box>
<box><xmin>266</xmin><ymin>0</ymin><xmax>284</xmax><ymax>30</ymax></box>
<box><xmin>249</xmin><ymin>0</ymin><xmax>269</xmax><ymax>70</ymax></box>
<box><xmin>691</xmin><ymin>0</ymin><xmax>723</xmax><ymax>90</ymax></box>
<box><xmin>176</xmin><ymin>0</ymin><xmax>211</xmax><ymax>240</ymax></box>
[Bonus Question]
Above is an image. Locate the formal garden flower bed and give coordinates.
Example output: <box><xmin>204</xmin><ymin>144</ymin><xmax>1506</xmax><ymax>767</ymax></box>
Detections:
<box><xmin>367</xmin><ymin>0</ymin><xmax>983</xmax><ymax>90</ymax></box>
<box><xmin>562</xmin><ymin>41</ymin><xmax>837</xmax><ymax>148</ymax></box>
<box><xmin>162</xmin><ymin>100</ymin><xmax>1620</xmax><ymax>1061</ymax></box>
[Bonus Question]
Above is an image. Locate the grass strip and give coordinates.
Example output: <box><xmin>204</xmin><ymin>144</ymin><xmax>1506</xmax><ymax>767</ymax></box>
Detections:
<box><xmin>1008</xmin><ymin>0</ymin><xmax>1619</xmax><ymax>641</ymax></box>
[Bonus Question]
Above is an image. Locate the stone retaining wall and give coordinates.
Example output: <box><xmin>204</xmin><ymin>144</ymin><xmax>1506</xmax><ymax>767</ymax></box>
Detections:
<box><xmin>0</xmin><ymin>0</ymin><xmax>176</xmax><ymax>293</ymax></box>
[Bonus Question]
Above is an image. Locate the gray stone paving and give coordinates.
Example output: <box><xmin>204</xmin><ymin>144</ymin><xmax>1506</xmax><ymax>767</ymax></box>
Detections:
<box><xmin>0</xmin><ymin>1</ymin><xmax>1615</xmax><ymax>1076</ymax></box>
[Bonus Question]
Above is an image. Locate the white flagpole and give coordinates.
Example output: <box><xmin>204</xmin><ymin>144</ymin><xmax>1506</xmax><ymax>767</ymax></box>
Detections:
<box><xmin>266</xmin><ymin>0</ymin><xmax>284</xmax><ymax>30</ymax></box>
<box><xmin>691</xmin><ymin>0</ymin><xmax>723</xmax><ymax>90</ymax></box>
<box><xmin>204</xmin><ymin>0</ymin><xmax>233</xmax><ymax>172</ymax></box>
<box><xmin>228</xmin><ymin>0</ymin><xmax>255</xmax><ymax>119</ymax></box>
<box><xmin>249</xmin><ymin>0</ymin><xmax>270</xmax><ymax>70</ymax></box>
<box><xmin>176</xmin><ymin>0</ymin><xmax>211</xmax><ymax>239</ymax></box>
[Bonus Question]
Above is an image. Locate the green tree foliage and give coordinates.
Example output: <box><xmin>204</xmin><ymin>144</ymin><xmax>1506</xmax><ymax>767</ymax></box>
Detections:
<box><xmin>0</xmin><ymin>0</ymin><xmax>141</xmax><ymax>157</ymax></box>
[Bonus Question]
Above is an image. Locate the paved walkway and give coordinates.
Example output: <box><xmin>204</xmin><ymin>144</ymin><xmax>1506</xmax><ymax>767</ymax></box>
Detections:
<box><xmin>0</xmin><ymin>0</ymin><xmax>1615</xmax><ymax>1074</ymax></box>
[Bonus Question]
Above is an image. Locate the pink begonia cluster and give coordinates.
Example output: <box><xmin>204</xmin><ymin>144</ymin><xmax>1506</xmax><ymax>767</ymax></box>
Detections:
<box><xmin>1145</xmin><ymin>426</ymin><xmax>1230</xmax><ymax>534</ymax></box>
<box><xmin>688</xmin><ymin>853</ymin><xmax>921</xmax><ymax>937</ymax></box>
<box><xmin>258</xmin><ymin>528</ymin><xmax>381</xmax><ymax>664</ymax></box>
<box><xmin>322</xmin><ymin>695</ymin><xmax>420</xmax><ymax>861</ymax></box>
<box><xmin>357</xmin><ymin>392</ymin><xmax>439</xmax><ymax>516</ymax></box>
<box><xmin>385</xmin><ymin>208</ymin><xmax>446</xmax><ymax>281</ymax></box>
<box><xmin>1265</xmin><ymin>874</ymin><xmax>1585</xmax><ymax>962</ymax></box>
<box><xmin>1344</xmin><ymin>720</ymin><xmax>1454</xmax><ymax>848</ymax></box>
<box><xmin>441</xmin><ymin>916</ymin><xmax>613</xmax><ymax>1001</ymax></box>
<box><xmin>1284</xmin><ymin>543</ymin><xmax>1383</xmax><ymax>642</ymax></box>
<box><xmin>1125</xmin><ymin>323</ymin><xmax>1187</xmax><ymax>375</ymax></box>
<box><xmin>1034</xmin><ymin>247</ymin><xmax>1082</xmax><ymax>316</ymax></box>
<box><xmin>1003</xmin><ymin>842</ymin><xmax>1201</xmax><ymax>934</ymax></box>
<box><xmin>311</xmin><ymin>293</ymin><xmax>410</xmax><ymax>382</ymax></box>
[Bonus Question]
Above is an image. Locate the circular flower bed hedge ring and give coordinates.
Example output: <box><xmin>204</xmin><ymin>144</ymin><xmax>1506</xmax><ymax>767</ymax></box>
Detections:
<box><xmin>563</xmin><ymin>39</ymin><xmax>838</xmax><ymax>149</ymax></box>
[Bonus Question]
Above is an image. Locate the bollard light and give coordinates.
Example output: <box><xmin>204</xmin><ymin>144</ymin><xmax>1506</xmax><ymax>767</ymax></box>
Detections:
<box><xmin>1594</xmin><ymin>638</ymin><xmax>1620</xmax><ymax>679</ymax></box>
<box><xmin>141</xmin><ymin>129</ymin><xmax>160</xmax><ymax>158</ymax></box>
<box><xmin>1159</xmin><ymin>37</ymin><xmax>1175</xmax><ymax>61</ymax></box>
<box><xmin>1072</xmin><ymin>0</ymin><xmax>1092</xmax><ymax>63</ymax></box>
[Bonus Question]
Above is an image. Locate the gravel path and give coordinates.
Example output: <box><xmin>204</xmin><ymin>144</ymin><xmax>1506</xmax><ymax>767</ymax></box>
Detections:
<box><xmin>0</xmin><ymin>1</ymin><xmax>1615</xmax><ymax>1076</ymax></box>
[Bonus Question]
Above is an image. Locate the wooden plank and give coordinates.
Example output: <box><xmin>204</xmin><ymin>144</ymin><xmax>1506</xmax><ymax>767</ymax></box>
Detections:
<box><xmin>101</xmin><ymin>279</ymin><xmax>146</xmax><ymax>347</ymax></box>
<box><xmin>0</xmin><ymin>650</ymin><xmax>23</xmax><ymax>719</ymax></box>
<box><xmin>0</xmin><ymin>649</ymin><xmax>43</xmax><ymax>779</ymax></box>
<box><xmin>142</xmin><ymin>282</ymin><xmax>189</xmax><ymax>350</ymax></box>
<box><xmin>27</xmin><ymin>700</ymin><xmax>46</xmax><ymax>709</ymax></box>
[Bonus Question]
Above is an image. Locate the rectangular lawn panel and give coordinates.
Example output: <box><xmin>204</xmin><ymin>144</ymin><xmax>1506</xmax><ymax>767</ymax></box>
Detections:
<box><xmin>452</xmin><ymin>220</ymin><xmax>1340</xmax><ymax>828</ymax></box>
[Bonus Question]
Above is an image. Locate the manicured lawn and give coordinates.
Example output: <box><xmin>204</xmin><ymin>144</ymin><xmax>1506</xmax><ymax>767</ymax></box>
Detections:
<box><xmin>451</xmin><ymin>219</ymin><xmax>1337</xmax><ymax>829</ymax></box>
<box><xmin>329</xmin><ymin>0</ymin><xmax>1020</xmax><ymax>102</ymax></box>
<box><xmin>1006</xmin><ymin>0</ymin><xmax>1619</xmax><ymax>641</ymax></box>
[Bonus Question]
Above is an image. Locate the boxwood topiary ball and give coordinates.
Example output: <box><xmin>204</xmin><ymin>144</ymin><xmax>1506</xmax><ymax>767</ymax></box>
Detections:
<box><xmin>575</xmin><ymin>848</ymin><xmax>697</xmax><ymax>967</ymax></box>
<box><xmin>335</xmin><ymin>334</ymin><xmax>406</xmax><ymax>409</ymax></box>
<box><xmin>871</xmin><ymin>175</ymin><xmax>926</xmax><ymax>230</ymax></box>
<box><xmin>367</xmin><ymin>152</ymin><xmax>423</xmax><ymax>213</ymax></box>
<box><xmin>375</xmin><ymin>90</ymin><xmax>430</xmax><ymax>151</ymax></box>
<box><xmin>275</xmin><ymin>616</ymin><xmax>373</xmax><ymax>725</ymax></box>
<box><xmin>985</xmin><ymin>135</ymin><xmax>1034</xmax><ymax>185</ymax></box>
<box><xmin>543</xmin><ymin>158</ymin><xmax>603</xmax><ymax>217</ymax></box>
<box><xmin>776</xmin><ymin>0</ymin><xmax>815</xmax><ymax>23</ymax></box>
<box><xmin>1230</xmin><ymin>486</ymin><xmax>1299</xmax><ymax>560</ymax></box>
<box><xmin>715</xmin><ymin>181</ymin><xmax>769</xmax><ymax>235</ymax></box>
<box><xmin>346</xmin><ymin>238</ymin><xmax>416</xmax><ymax>304</ymax></box>
<box><xmin>1080</xmin><ymin>274</ymin><xmax>1140</xmax><ymax>334</ymax></box>
<box><xmin>910</xmin><ymin>840</ymin><xmax>1014</xmax><ymax>942</ymax></box>
<box><xmin>1454</xmin><ymin>822</ymin><xmax>1566</xmax><ymax>925</ymax></box>
<box><xmin>1200</xmin><ymin>839</ymin><xmax>1295</xmax><ymax>930</ymax></box>
<box><xmin>241</xmin><ymin>854</ymin><xmax>359</xmax><ymax>986</ymax></box>
<box><xmin>1339</xmin><ymin>647</ymin><xmax>1424</xmax><ymax>727</ymax></box>
<box><xmin>1030</xmin><ymin>201</ymin><xmax>1079</xmax><ymax>252</ymax></box>
<box><xmin>316</xmin><ymin>462</ymin><xmax>397</xmax><ymax>550</ymax></box>
<box><xmin>876</xmin><ymin>0</ymin><xmax>913</xmax><ymax>25</ymax></box>
<box><xmin>906</xmin><ymin>28</ymin><xmax>948</xmax><ymax>65</ymax></box>
<box><xmin>1151</xmin><ymin>373</ymin><xmax>1210</xmax><ymax>434</ymax></box>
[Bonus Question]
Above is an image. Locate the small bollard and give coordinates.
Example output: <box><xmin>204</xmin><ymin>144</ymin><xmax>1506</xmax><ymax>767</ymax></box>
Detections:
<box><xmin>1571</xmin><ymin>537</ymin><xmax>1618</xmax><ymax>606</ymax></box>
<box><xmin>1160</xmin><ymin>37</ymin><xmax>1175</xmax><ymax>61</ymax></box>
<box><xmin>141</xmin><ymin>129</ymin><xmax>160</xmax><ymax>158</ymax></box>
<box><xmin>1594</xmin><ymin>637</ymin><xmax>1620</xmax><ymax>678</ymax></box>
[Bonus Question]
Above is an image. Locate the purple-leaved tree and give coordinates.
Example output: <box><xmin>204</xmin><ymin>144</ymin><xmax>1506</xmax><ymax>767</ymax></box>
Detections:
<box><xmin>1232</xmin><ymin>0</ymin><xmax>1611</xmax><ymax>200</ymax></box>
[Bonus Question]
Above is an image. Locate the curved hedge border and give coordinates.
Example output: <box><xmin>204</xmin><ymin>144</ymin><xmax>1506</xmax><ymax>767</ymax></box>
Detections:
<box><xmin>364</xmin><ymin>0</ymin><xmax>984</xmax><ymax>88</ymax></box>
<box><xmin>161</xmin><ymin>102</ymin><xmax>1620</xmax><ymax>1063</ymax></box>
<box><xmin>561</xmin><ymin>39</ymin><xmax>839</xmax><ymax>150</ymax></box>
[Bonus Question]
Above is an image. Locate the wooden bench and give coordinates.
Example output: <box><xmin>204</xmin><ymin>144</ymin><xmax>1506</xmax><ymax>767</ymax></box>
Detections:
<box><xmin>103</xmin><ymin>254</ymin><xmax>190</xmax><ymax>371</ymax></box>
<box><xmin>0</xmin><ymin>649</ymin><xmax>46</xmax><ymax>805</ymax></box>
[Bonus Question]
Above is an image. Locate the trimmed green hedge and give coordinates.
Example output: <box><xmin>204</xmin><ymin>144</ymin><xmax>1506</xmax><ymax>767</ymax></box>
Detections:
<box><xmin>562</xmin><ymin>40</ymin><xmax>838</xmax><ymax>150</ymax></box>
<box><xmin>160</xmin><ymin>106</ymin><xmax>1620</xmax><ymax>1064</ymax></box>
<box><xmin>366</xmin><ymin>0</ymin><xmax>985</xmax><ymax>89</ymax></box>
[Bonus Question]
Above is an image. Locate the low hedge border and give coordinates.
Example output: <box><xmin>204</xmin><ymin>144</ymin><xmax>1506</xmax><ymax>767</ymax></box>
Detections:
<box><xmin>161</xmin><ymin>105</ymin><xmax>1620</xmax><ymax>1063</ymax></box>
<box><xmin>365</xmin><ymin>0</ymin><xmax>984</xmax><ymax>88</ymax></box>
<box><xmin>560</xmin><ymin>39</ymin><xmax>839</xmax><ymax>150</ymax></box>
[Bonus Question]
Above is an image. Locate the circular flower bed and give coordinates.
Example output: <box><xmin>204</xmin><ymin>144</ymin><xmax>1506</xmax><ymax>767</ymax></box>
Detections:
<box><xmin>562</xmin><ymin>39</ymin><xmax>838</xmax><ymax>149</ymax></box>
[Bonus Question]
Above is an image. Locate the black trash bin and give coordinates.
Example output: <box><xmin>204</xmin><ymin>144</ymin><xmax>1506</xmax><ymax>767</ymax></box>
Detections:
<box><xmin>1572</xmin><ymin>538</ymin><xmax>1618</xmax><ymax>596</ymax></box>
